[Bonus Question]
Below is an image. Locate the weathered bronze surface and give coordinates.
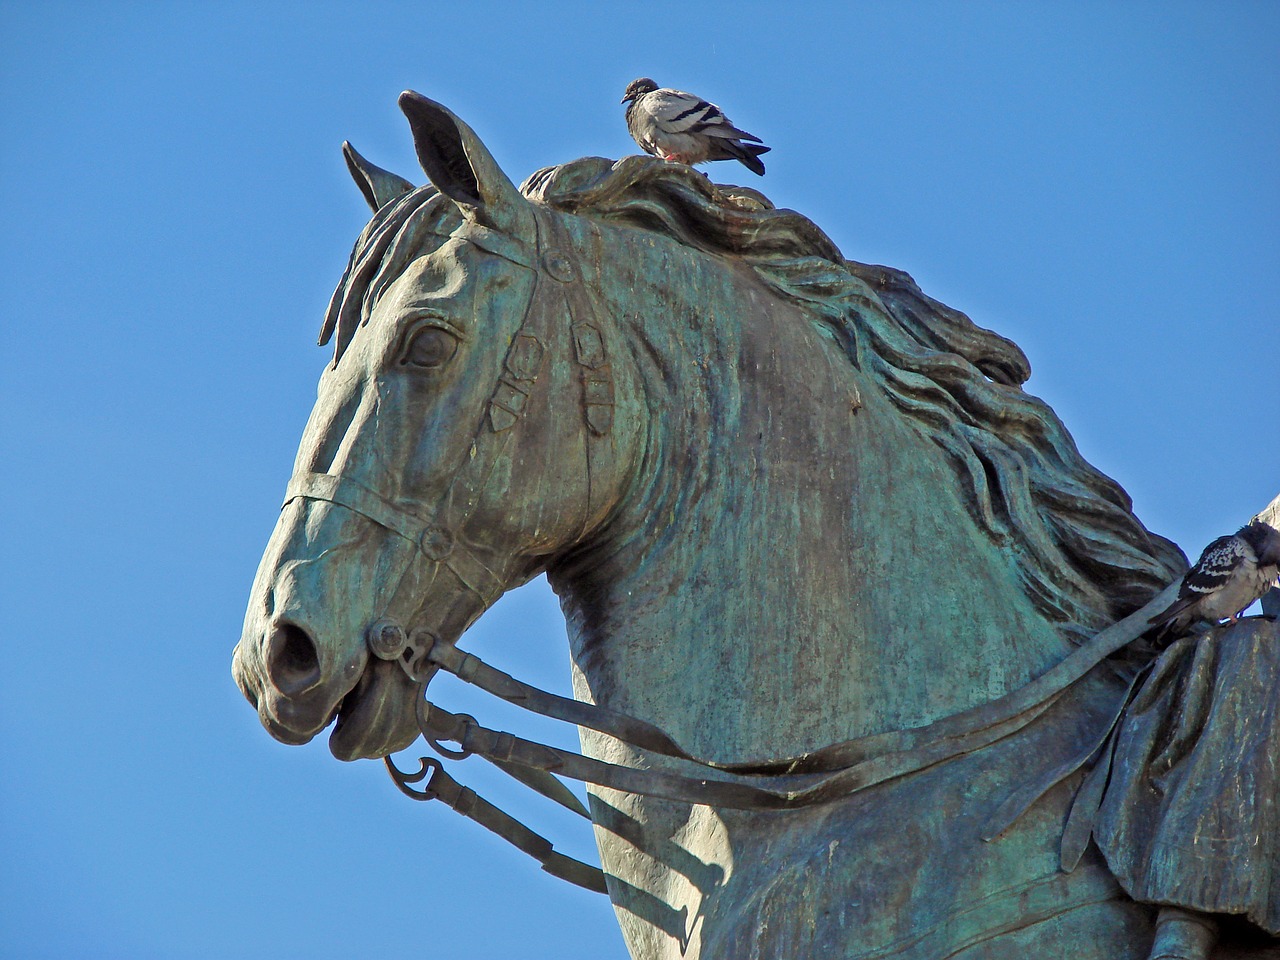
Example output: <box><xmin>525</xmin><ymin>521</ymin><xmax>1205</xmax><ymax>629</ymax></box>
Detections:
<box><xmin>232</xmin><ymin>91</ymin><xmax>1280</xmax><ymax>958</ymax></box>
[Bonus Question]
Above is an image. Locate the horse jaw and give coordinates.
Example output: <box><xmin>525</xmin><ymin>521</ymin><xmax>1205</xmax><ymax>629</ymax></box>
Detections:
<box><xmin>326</xmin><ymin>658</ymin><xmax>420</xmax><ymax>760</ymax></box>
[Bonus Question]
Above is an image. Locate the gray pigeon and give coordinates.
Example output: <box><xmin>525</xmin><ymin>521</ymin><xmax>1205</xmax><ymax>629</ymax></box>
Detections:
<box><xmin>1148</xmin><ymin>520</ymin><xmax>1280</xmax><ymax>639</ymax></box>
<box><xmin>621</xmin><ymin>78</ymin><xmax>770</xmax><ymax>176</ymax></box>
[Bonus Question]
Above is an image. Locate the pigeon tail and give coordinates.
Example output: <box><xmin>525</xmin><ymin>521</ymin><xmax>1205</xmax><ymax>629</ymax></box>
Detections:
<box><xmin>711</xmin><ymin>139</ymin><xmax>770</xmax><ymax>176</ymax></box>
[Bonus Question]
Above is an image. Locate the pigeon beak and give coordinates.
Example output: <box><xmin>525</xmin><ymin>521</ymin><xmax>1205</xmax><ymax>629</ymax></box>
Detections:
<box><xmin>620</xmin><ymin>94</ymin><xmax>631</xmax><ymax>104</ymax></box>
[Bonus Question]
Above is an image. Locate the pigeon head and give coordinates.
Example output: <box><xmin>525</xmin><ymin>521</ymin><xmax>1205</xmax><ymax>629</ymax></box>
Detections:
<box><xmin>1240</xmin><ymin>520</ymin><xmax>1280</xmax><ymax>566</ymax></box>
<box><xmin>622</xmin><ymin>77</ymin><xmax>659</xmax><ymax>104</ymax></box>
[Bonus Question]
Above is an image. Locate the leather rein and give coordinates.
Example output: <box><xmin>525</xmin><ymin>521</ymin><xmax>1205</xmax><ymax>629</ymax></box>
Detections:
<box><xmin>381</xmin><ymin>581</ymin><xmax>1174</xmax><ymax>895</ymax></box>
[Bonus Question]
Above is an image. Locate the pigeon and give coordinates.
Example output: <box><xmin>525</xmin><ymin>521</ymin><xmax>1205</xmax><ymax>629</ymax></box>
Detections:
<box><xmin>621</xmin><ymin>78</ymin><xmax>770</xmax><ymax>176</ymax></box>
<box><xmin>1148</xmin><ymin>520</ymin><xmax>1280</xmax><ymax>640</ymax></box>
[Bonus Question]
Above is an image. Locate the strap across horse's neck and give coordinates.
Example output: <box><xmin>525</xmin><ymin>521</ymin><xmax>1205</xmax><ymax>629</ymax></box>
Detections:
<box><xmin>414</xmin><ymin>584</ymin><xmax>1173</xmax><ymax>794</ymax></box>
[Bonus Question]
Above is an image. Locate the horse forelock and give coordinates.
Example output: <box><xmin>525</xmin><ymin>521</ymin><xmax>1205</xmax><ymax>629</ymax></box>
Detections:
<box><xmin>522</xmin><ymin>155</ymin><xmax>1187</xmax><ymax>642</ymax></box>
<box><xmin>320</xmin><ymin>185</ymin><xmax>453</xmax><ymax>365</ymax></box>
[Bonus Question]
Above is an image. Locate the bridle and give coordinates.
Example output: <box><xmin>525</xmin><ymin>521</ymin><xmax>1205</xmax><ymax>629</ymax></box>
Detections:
<box><xmin>282</xmin><ymin>203</ymin><xmax>1186</xmax><ymax>896</ymax></box>
<box><xmin>284</xmin><ymin>205</ymin><xmax>613</xmax><ymax>648</ymax></box>
<box><xmin>279</xmin><ymin>205</ymin><xmax>623</xmax><ymax>890</ymax></box>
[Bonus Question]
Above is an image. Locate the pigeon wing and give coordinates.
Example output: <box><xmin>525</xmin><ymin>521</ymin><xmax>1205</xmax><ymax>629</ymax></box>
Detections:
<box><xmin>1147</xmin><ymin>534</ymin><xmax>1246</xmax><ymax>628</ymax></box>
<box><xmin>1180</xmin><ymin>535</ymin><xmax>1248</xmax><ymax>599</ymax></box>
<box><xmin>645</xmin><ymin>89</ymin><xmax>764</xmax><ymax>143</ymax></box>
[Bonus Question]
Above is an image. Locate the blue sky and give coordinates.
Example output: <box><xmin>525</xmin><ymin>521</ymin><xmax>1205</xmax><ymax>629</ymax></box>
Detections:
<box><xmin>1</xmin><ymin>3</ymin><xmax>1276</xmax><ymax>958</ymax></box>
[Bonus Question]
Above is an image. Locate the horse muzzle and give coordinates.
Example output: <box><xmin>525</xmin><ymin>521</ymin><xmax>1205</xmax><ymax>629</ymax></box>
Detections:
<box><xmin>233</xmin><ymin>498</ymin><xmax>428</xmax><ymax>758</ymax></box>
<box><xmin>234</xmin><ymin>614</ymin><xmax>423</xmax><ymax>759</ymax></box>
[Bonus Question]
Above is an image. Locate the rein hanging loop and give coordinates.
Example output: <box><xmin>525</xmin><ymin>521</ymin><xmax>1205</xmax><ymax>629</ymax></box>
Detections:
<box><xmin>384</xmin><ymin>752</ymin><xmax>607</xmax><ymax>894</ymax></box>
<box><xmin>366</xmin><ymin>619</ymin><xmax>439</xmax><ymax>684</ymax></box>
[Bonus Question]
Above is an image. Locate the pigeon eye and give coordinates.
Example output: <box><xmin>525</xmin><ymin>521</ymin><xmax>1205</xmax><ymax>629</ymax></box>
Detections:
<box><xmin>400</xmin><ymin>326</ymin><xmax>458</xmax><ymax>369</ymax></box>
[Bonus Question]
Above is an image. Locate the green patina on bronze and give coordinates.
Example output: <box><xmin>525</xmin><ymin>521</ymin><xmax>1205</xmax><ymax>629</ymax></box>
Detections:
<box><xmin>232</xmin><ymin>92</ymin><xmax>1280</xmax><ymax>959</ymax></box>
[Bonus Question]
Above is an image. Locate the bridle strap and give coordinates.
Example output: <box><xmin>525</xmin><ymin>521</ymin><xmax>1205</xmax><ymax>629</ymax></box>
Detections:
<box><xmin>411</xmin><ymin>663</ymin><xmax>1056</xmax><ymax>813</ymax></box>
<box><xmin>407</xmin><ymin>578</ymin><xmax>1184</xmax><ymax>815</ymax></box>
<box><xmin>534</xmin><ymin>211</ymin><xmax>617</xmax><ymax>533</ymax></box>
<box><xmin>283</xmin><ymin>471</ymin><xmax>507</xmax><ymax>608</ymax></box>
<box><xmin>384</xmin><ymin>755</ymin><xmax>607</xmax><ymax>893</ymax></box>
<box><xmin>420</xmin><ymin>632</ymin><xmax>1052</xmax><ymax>782</ymax></box>
<box><xmin>419</xmin><ymin>700</ymin><xmax>801</xmax><ymax>810</ymax></box>
<box><xmin>425</xmin><ymin>641</ymin><xmax>693</xmax><ymax>759</ymax></box>
<box><xmin>284</xmin><ymin>472</ymin><xmax>431</xmax><ymax>546</ymax></box>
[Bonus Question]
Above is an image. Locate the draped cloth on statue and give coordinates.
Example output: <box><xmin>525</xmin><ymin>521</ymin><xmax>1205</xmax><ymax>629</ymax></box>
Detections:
<box><xmin>1094</xmin><ymin>619</ymin><xmax>1280</xmax><ymax>936</ymax></box>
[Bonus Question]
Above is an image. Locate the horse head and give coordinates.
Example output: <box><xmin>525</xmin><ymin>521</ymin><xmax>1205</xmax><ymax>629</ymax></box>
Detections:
<box><xmin>231</xmin><ymin>91</ymin><xmax>1221</xmax><ymax>960</ymax></box>
<box><xmin>232</xmin><ymin>92</ymin><xmax>641</xmax><ymax>760</ymax></box>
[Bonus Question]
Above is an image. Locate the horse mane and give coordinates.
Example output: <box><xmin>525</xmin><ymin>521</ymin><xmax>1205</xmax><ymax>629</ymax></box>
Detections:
<box><xmin>522</xmin><ymin>156</ymin><xmax>1187</xmax><ymax>642</ymax></box>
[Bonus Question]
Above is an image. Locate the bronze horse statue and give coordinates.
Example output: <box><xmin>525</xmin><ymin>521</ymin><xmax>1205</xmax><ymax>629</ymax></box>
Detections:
<box><xmin>233</xmin><ymin>92</ymin><xmax>1273</xmax><ymax>958</ymax></box>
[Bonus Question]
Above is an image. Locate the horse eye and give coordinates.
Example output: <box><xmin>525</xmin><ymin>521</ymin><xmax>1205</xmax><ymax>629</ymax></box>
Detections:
<box><xmin>400</xmin><ymin>327</ymin><xmax>458</xmax><ymax>369</ymax></box>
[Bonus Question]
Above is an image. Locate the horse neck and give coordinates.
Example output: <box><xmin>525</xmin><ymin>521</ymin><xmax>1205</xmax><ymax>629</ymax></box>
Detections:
<box><xmin>549</xmin><ymin>230</ymin><xmax>1072</xmax><ymax>759</ymax></box>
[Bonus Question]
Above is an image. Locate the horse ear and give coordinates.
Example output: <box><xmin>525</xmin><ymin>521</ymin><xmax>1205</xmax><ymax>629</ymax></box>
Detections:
<box><xmin>342</xmin><ymin>141</ymin><xmax>416</xmax><ymax>212</ymax></box>
<box><xmin>397</xmin><ymin>90</ymin><xmax>532</xmax><ymax>235</ymax></box>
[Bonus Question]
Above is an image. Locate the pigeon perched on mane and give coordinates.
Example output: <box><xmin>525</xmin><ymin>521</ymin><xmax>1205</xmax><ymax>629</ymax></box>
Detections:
<box><xmin>621</xmin><ymin>78</ymin><xmax>771</xmax><ymax>176</ymax></box>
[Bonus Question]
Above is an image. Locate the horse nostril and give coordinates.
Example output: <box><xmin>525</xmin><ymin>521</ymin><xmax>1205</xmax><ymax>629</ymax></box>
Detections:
<box><xmin>265</xmin><ymin>622</ymin><xmax>323</xmax><ymax>696</ymax></box>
